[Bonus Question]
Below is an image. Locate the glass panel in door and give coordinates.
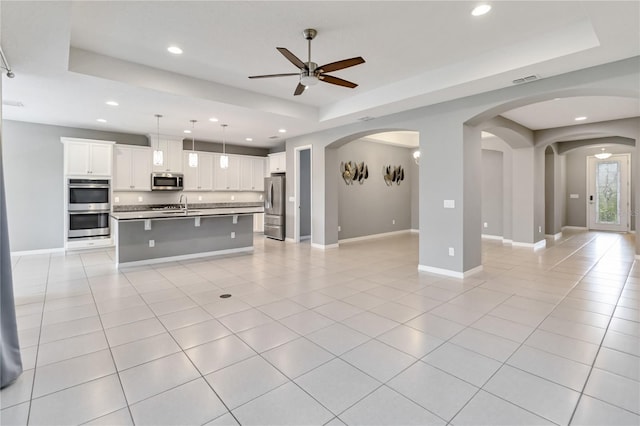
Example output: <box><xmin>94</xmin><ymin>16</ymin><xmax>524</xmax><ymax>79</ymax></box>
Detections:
<box><xmin>595</xmin><ymin>161</ymin><xmax>620</xmax><ymax>225</ymax></box>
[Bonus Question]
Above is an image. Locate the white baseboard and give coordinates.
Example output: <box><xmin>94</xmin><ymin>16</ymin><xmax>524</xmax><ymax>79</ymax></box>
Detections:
<box><xmin>11</xmin><ymin>247</ymin><xmax>65</xmax><ymax>257</ymax></box>
<box><xmin>481</xmin><ymin>234</ymin><xmax>503</xmax><ymax>240</ymax></box>
<box><xmin>410</xmin><ymin>229</ymin><xmax>419</xmax><ymax>233</ymax></box>
<box><xmin>417</xmin><ymin>264</ymin><xmax>483</xmax><ymax>279</ymax></box>
<box><xmin>285</xmin><ymin>238</ymin><xmax>296</xmax><ymax>243</ymax></box>
<box><xmin>503</xmin><ymin>239</ymin><xmax>513</xmax><ymax>244</ymax></box>
<box><xmin>300</xmin><ymin>235</ymin><xmax>312</xmax><ymax>241</ymax></box>
<box><xmin>562</xmin><ymin>226</ymin><xmax>588</xmax><ymax>231</ymax></box>
<box><xmin>511</xmin><ymin>240</ymin><xmax>547</xmax><ymax>250</ymax></box>
<box><xmin>311</xmin><ymin>243</ymin><xmax>339</xmax><ymax>250</ymax></box>
<box><xmin>117</xmin><ymin>246</ymin><xmax>253</xmax><ymax>268</ymax></box>
<box><xmin>544</xmin><ymin>232</ymin><xmax>562</xmax><ymax>240</ymax></box>
<box><xmin>339</xmin><ymin>229</ymin><xmax>411</xmax><ymax>244</ymax></box>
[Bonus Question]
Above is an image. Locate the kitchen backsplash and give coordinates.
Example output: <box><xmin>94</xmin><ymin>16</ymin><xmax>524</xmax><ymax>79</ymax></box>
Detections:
<box><xmin>112</xmin><ymin>191</ymin><xmax>264</xmax><ymax>206</ymax></box>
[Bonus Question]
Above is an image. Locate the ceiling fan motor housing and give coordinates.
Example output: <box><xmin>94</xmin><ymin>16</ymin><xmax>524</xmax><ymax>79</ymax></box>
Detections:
<box><xmin>303</xmin><ymin>28</ymin><xmax>317</xmax><ymax>40</ymax></box>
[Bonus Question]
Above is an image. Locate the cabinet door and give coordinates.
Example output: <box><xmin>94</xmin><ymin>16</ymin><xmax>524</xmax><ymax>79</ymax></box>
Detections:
<box><xmin>182</xmin><ymin>153</ymin><xmax>199</xmax><ymax>191</ymax></box>
<box><xmin>269</xmin><ymin>152</ymin><xmax>286</xmax><ymax>173</ymax></box>
<box><xmin>166</xmin><ymin>139</ymin><xmax>184</xmax><ymax>173</ymax></box>
<box><xmin>252</xmin><ymin>158</ymin><xmax>265</xmax><ymax>191</ymax></box>
<box><xmin>240</xmin><ymin>157</ymin><xmax>254</xmax><ymax>191</ymax></box>
<box><xmin>198</xmin><ymin>153</ymin><xmax>214</xmax><ymax>191</ymax></box>
<box><xmin>66</xmin><ymin>142</ymin><xmax>91</xmax><ymax>175</ymax></box>
<box><xmin>114</xmin><ymin>146</ymin><xmax>133</xmax><ymax>190</ymax></box>
<box><xmin>131</xmin><ymin>148</ymin><xmax>151</xmax><ymax>190</ymax></box>
<box><xmin>89</xmin><ymin>144</ymin><xmax>113</xmax><ymax>176</ymax></box>
<box><xmin>226</xmin><ymin>156</ymin><xmax>241</xmax><ymax>190</ymax></box>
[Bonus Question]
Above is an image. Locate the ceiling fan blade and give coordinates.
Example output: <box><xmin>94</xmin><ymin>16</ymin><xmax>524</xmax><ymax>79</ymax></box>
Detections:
<box><xmin>248</xmin><ymin>73</ymin><xmax>300</xmax><ymax>79</ymax></box>
<box><xmin>293</xmin><ymin>83</ymin><xmax>306</xmax><ymax>96</ymax></box>
<box><xmin>317</xmin><ymin>57</ymin><xmax>365</xmax><ymax>73</ymax></box>
<box><xmin>276</xmin><ymin>47</ymin><xmax>307</xmax><ymax>69</ymax></box>
<box><xmin>319</xmin><ymin>74</ymin><xmax>358</xmax><ymax>89</ymax></box>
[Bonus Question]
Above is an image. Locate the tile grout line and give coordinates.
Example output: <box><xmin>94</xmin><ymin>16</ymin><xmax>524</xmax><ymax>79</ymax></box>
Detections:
<box><xmin>24</xmin><ymin>253</ymin><xmax>53</xmax><ymax>426</ymax></box>
<box><xmin>567</xmin><ymin>257</ymin><xmax>637</xmax><ymax>425</ymax></box>
<box><xmin>79</xmin><ymin>252</ymin><xmax>136</xmax><ymax>425</ymax></box>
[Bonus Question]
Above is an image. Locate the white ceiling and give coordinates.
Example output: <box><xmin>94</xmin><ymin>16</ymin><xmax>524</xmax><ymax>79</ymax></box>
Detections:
<box><xmin>1</xmin><ymin>1</ymin><xmax>639</xmax><ymax>147</ymax></box>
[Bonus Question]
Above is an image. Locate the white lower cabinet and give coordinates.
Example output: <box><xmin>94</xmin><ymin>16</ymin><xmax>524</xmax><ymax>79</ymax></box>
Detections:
<box><xmin>253</xmin><ymin>213</ymin><xmax>264</xmax><ymax>233</ymax></box>
<box><xmin>183</xmin><ymin>152</ymin><xmax>213</xmax><ymax>191</ymax></box>
<box><xmin>114</xmin><ymin>145</ymin><xmax>151</xmax><ymax>191</ymax></box>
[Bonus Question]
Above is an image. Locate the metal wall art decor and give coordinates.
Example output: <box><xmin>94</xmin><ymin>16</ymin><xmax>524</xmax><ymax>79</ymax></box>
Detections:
<box><xmin>340</xmin><ymin>161</ymin><xmax>369</xmax><ymax>185</ymax></box>
<box><xmin>383</xmin><ymin>165</ymin><xmax>405</xmax><ymax>186</ymax></box>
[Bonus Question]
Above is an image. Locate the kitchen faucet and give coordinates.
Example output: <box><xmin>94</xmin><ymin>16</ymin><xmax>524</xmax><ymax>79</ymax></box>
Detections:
<box><xmin>179</xmin><ymin>194</ymin><xmax>188</xmax><ymax>212</ymax></box>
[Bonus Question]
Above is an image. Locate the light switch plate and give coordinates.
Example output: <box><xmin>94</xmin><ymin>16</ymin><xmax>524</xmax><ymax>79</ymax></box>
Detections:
<box><xmin>570</xmin><ymin>194</ymin><xmax>579</xmax><ymax>199</ymax></box>
<box><xmin>444</xmin><ymin>200</ymin><xmax>455</xmax><ymax>208</ymax></box>
<box><xmin>289</xmin><ymin>196</ymin><xmax>295</xmax><ymax>202</ymax></box>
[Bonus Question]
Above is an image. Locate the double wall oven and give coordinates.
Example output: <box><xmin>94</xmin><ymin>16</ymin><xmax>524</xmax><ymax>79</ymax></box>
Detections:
<box><xmin>67</xmin><ymin>179</ymin><xmax>110</xmax><ymax>239</ymax></box>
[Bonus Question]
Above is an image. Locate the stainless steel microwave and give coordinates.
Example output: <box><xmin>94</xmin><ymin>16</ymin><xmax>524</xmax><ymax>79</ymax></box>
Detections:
<box><xmin>151</xmin><ymin>172</ymin><xmax>184</xmax><ymax>191</ymax></box>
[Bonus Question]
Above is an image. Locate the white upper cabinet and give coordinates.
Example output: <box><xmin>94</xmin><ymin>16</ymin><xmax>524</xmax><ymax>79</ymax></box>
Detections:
<box><xmin>183</xmin><ymin>152</ymin><xmax>214</xmax><ymax>191</ymax></box>
<box><xmin>240</xmin><ymin>156</ymin><xmax>266</xmax><ymax>191</ymax></box>
<box><xmin>268</xmin><ymin>152</ymin><xmax>286</xmax><ymax>173</ymax></box>
<box><xmin>114</xmin><ymin>145</ymin><xmax>151</xmax><ymax>191</ymax></box>
<box><xmin>149</xmin><ymin>135</ymin><xmax>183</xmax><ymax>173</ymax></box>
<box><xmin>213</xmin><ymin>154</ymin><xmax>240</xmax><ymax>191</ymax></box>
<box><xmin>62</xmin><ymin>138</ymin><xmax>114</xmax><ymax>177</ymax></box>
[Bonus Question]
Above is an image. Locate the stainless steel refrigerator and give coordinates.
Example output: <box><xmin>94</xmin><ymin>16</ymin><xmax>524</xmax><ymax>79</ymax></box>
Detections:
<box><xmin>264</xmin><ymin>176</ymin><xmax>285</xmax><ymax>240</ymax></box>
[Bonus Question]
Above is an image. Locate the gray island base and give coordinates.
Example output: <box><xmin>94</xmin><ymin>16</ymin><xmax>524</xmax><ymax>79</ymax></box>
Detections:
<box><xmin>113</xmin><ymin>213</ymin><xmax>254</xmax><ymax>267</ymax></box>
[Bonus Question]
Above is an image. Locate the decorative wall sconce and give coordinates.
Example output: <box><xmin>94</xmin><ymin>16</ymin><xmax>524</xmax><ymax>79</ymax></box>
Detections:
<box><xmin>340</xmin><ymin>161</ymin><xmax>369</xmax><ymax>185</ymax></box>
<box><xmin>413</xmin><ymin>150</ymin><xmax>420</xmax><ymax>165</ymax></box>
<box><xmin>383</xmin><ymin>165</ymin><xmax>405</xmax><ymax>186</ymax></box>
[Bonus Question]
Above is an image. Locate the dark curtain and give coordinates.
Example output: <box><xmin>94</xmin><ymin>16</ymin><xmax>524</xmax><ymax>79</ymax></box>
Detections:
<box><xmin>0</xmin><ymin>146</ymin><xmax>22</xmax><ymax>388</ymax></box>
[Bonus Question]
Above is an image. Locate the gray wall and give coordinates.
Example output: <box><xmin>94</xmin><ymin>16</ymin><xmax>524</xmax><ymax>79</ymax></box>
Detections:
<box><xmin>299</xmin><ymin>148</ymin><xmax>311</xmax><ymax>237</ymax></box>
<box><xmin>3</xmin><ymin>120</ymin><xmax>145</xmax><ymax>251</ymax></box>
<box><xmin>481</xmin><ymin>150</ymin><xmax>503</xmax><ymax>237</ymax></box>
<box><xmin>337</xmin><ymin>140</ymin><xmax>412</xmax><ymax>240</ymax></box>
<box><xmin>564</xmin><ymin>144</ymin><xmax>636</xmax><ymax>230</ymax></box>
<box><xmin>410</xmin><ymin>154</ymin><xmax>419</xmax><ymax>230</ymax></box>
<box><xmin>545</xmin><ymin>149</ymin><xmax>555</xmax><ymax>234</ymax></box>
<box><xmin>187</xmin><ymin>140</ymin><xmax>268</xmax><ymax>157</ymax></box>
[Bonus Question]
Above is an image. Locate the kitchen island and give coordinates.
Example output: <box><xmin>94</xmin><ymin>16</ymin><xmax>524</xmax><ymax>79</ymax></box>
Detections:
<box><xmin>111</xmin><ymin>205</ymin><xmax>263</xmax><ymax>267</ymax></box>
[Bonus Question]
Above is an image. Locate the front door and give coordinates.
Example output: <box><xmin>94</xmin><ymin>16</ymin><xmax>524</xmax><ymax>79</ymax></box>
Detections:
<box><xmin>587</xmin><ymin>154</ymin><xmax>630</xmax><ymax>232</ymax></box>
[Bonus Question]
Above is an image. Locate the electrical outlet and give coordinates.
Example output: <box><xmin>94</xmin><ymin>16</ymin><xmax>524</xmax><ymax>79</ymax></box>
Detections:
<box><xmin>149</xmin><ymin>240</ymin><xmax>155</xmax><ymax>248</ymax></box>
<box><xmin>483</xmin><ymin>222</ymin><xmax>488</xmax><ymax>228</ymax></box>
<box><xmin>392</xmin><ymin>219</ymin><xmax>396</xmax><ymax>225</ymax></box>
<box><xmin>448</xmin><ymin>247</ymin><xmax>454</xmax><ymax>256</ymax></box>
<box><xmin>230</xmin><ymin>232</ymin><xmax>236</xmax><ymax>239</ymax></box>
<box><xmin>137</xmin><ymin>196</ymin><xmax>143</xmax><ymax>202</ymax></box>
<box><xmin>338</xmin><ymin>226</ymin><xmax>341</xmax><ymax>232</ymax></box>
<box><xmin>114</xmin><ymin>196</ymin><xmax>120</xmax><ymax>203</ymax></box>
<box><xmin>231</xmin><ymin>195</ymin><xmax>235</xmax><ymax>201</ymax></box>
<box><xmin>198</xmin><ymin>195</ymin><xmax>203</xmax><ymax>201</ymax></box>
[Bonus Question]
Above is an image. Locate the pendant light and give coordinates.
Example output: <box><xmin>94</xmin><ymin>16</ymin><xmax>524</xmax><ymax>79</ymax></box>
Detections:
<box><xmin>188</xmin><ymin>119</ymin><xmax>198</xmax><ymax>167</ymax></box>
<box><xmin>153</xmin><ymin>114</ymin><xmax>164</xmax><ymax>166</ymax></box>
<box><xmin>594</xmin><ymin>147</ymin><xmax>612</xmax><ymax>160</ymax></box>
<box><xmin>220</xmin><ymin>124</ymin><xmax>229</xmax><ymax>169</ymax></box>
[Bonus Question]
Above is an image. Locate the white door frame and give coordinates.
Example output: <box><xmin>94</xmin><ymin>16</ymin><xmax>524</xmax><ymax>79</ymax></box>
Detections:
<box><xmin>294</xmin><ymin>145</ymin><xmax>313</xmax><ymax>243</ymax></box>
<box><xmin>586</xmin><ymin>153</ymin><xmax>630</xmax><ymax>232</ymax></box>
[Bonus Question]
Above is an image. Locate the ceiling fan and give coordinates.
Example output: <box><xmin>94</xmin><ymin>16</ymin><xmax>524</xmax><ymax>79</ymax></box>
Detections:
<box><xmin>249</xmin><ymin>28</ymin><xmax>365</xmax><ymax>96</ymax></box>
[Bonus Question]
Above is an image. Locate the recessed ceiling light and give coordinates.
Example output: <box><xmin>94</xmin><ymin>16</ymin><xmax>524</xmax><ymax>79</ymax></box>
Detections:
<box><xmin>471</xmin><ymin>4</ymin><xmax>491</xmax><ymax>16</ymax></box>
<box><xmin>167</xmin><ymin>46</ymin><xmax>183</xmax><ymax>55</ymax></box>
<box><xmin>209</xmin><ymin>117</ymin><xmax>219</xmax><ymax>122</ymax></box>
<box><xmin>183</xmin><ymin>129</ymin><xmax>191</xmax><ymax>134</ymax></box>
<box><xmin>105</xmin><ymin>101</ymin><xmax>119</xmax><ymax>106</ymax></box>
<box><xmin>278</xmin><ymin>128</ymin><xmax>287</xmax><ymax>133</ymax></box>
<box><xmin>553</xmin><ymin>98</ymin><xmax>562</xmax><ymax>101</ymax></box>
<box><xmin>574</xmin><ymin>116</ymin><xmax>587</xmax><ymax>121</ymax></box>
<box><xmin>96</xmin><ymin>118</ymin><xmax>107</xmax><ymax>123</ymax></box>
<box><xmin>245</xmin><ymin>138</ymin><xmax>253</xmax><ymax>142</ymax></box>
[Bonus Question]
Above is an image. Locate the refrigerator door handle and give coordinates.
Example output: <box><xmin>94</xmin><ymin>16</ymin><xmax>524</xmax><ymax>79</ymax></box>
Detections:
<box><xmin>269</xmin><ymin>182</ymin><xmax>274</xmax><ymax>210</ymax></box>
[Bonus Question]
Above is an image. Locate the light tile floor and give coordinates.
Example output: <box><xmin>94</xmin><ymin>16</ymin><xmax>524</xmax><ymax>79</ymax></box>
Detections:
<box><xmin>2</xmin><ymin>230</ymin><xmax>639</xmax><ymax>425</ymax></box>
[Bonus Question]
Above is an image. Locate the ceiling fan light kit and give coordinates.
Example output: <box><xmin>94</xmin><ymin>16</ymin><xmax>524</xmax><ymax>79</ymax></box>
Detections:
<box><xmin>249</xmin><ymin>28</ymin><xmax>365</xmax><ymax>96</ymax></box>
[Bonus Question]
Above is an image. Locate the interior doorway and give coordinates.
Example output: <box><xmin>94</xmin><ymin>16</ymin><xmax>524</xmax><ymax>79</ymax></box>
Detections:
<box><xmin>587</xmin><ymin>153</ymin><xmax>630</xmax><ymax>232</ymax></box>
<box><xmin>295</xmin><ymin>146</ymin><xmax>312</xmax><ymax>242</ymax></box>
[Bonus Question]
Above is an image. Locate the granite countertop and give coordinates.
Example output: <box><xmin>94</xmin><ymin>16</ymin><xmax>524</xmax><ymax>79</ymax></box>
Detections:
<box><xmin>111</xmin><ymin>204</ymin><xmax>264</xmax><ymax>221</ymax></box>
